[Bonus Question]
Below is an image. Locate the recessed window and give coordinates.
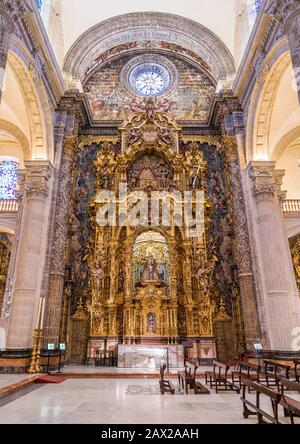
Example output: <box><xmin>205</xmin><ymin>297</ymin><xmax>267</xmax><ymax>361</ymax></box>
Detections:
<box><xmin>35</xmin><ymin>0</ymin><xmax>43</xmax><ymax>11</ymax></box>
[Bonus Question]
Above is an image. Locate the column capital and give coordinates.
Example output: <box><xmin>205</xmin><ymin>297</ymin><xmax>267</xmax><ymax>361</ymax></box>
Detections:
<box><xmin>18</xmin><ymin>161</ymin><xmax>53</xmax><ymax>200</ymax></box>
<box><xmin>248</xmin><ymin>161</ymin><xmax>285</xmax><ymax>200</ymax></box>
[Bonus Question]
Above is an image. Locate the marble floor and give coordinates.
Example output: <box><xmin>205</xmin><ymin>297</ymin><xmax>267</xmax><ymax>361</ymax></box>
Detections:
<box><xmin>0</xmin><ymin>378</ymin><xmax>299</xmax><ymax>424</ymax></box>
<box><xmin>0</xmin><ymin>374</ymin><xmax>36</xmax><ymax>390</ymax></box>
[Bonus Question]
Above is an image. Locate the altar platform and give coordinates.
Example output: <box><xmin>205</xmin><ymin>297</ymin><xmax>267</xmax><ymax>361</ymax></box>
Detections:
<box><xmin>59</xmin><ymin>364</ymin><xmax>211</xmax><ymax>379</ymax></box>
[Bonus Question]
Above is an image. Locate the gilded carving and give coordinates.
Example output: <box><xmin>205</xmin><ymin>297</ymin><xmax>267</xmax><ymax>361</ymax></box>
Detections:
<box><xmin>84</xmin><ymin>112</ymin><xmax>216</xmax><ymax>342</ymax></box>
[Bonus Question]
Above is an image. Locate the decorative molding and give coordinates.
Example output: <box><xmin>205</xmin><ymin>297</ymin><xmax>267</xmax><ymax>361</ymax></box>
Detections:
<box><xmin>7</xmin><ymin>50</ymin><xmax>49</xmax><ymax>161</ymax></box>
<box><xmin>63</xmin><ymin>12</ymin><xmax>235</xmax><ymax>83</ymax></box>
<box><xmin>78</xmin><ymin>135</ymin><xmax>120</xmax><ymax>149</ymax></box>
<box><xmin>180</xmin><ymin>135</ymin><xmax>222</xmax><ymax>148</ymax></box>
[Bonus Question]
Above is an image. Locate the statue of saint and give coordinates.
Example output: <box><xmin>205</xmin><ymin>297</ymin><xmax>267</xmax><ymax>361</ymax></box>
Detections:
<box><xmin>141</xmin><ymin>256</ymin><xmax>161</xmax><ymax>282</ymax></box>
<box><xmin>138</xmin><ymin>156</ymin><xmax>157</xmax><ymax>188</ymax></box>
<box><xmin>93</xmin><ymin>265</ymin><xmax>104</xmax><ymax>293</ymax></box>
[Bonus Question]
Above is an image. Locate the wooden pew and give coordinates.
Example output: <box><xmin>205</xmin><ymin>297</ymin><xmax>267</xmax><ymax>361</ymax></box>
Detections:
<box><xmin>178</xmin><ymin>361</ymin><xmax>198</xmax><ymax>395</ymax></box>
<box><xmin>205</xmin><ymin>361</ymin><xmax>240</xmax><ymax>393</ymax></box>
<box><xmin>159</xmin><ymin>364</ymin><xmax>175</xmax><ymax>395</ymax></box>
<box><xmin>241</xmin><ymin>376</ymin><xmax>281</xmax><ymax>424</ymax></box>
<box><xmin>279</xmin><ymin>378</ymin><xmax>300</xmax><ymax>424</ymax></box>
<box><xmin>231</xmin><ymin>362</ymin><xmax>261</xmax><ymax>391</ymax></box>
<box><xmin>264</xmin><ymin>360</ymin><xmax>292</xmax><ymax>388</ymax></box>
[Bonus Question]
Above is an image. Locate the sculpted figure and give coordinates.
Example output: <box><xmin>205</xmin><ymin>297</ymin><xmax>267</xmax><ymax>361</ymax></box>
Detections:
<box><xmin>141</xmin><ymin>256</ymin><xmax>161</xmax><ymax>282</ymax></box>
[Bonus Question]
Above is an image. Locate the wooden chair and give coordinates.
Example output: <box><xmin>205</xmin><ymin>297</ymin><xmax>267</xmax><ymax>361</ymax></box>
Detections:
<box><xmin>178</xmin><ymin>362</ymin><xmax>198</xmax><ymax>395</ymax></box>
<box><xmin>264</xmin><ymin>360</ymin><xmax>292</xmax><ymax>389</ymax></box>
<box><xmin>159</xmin><ymin>364</ymin><xmax>175</xmax><ymax>395</ymax></box>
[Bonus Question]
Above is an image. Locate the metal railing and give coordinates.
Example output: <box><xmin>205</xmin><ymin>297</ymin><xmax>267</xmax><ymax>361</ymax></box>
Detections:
<box><xmin>283</xmin><ymin>199</ymin><xmax>300</xmax><ymax>214</ymax></box>
<box><xmin>0</xmin><ymin>199</ymin><xmax>18</xmax><ymax>213</ymax></box>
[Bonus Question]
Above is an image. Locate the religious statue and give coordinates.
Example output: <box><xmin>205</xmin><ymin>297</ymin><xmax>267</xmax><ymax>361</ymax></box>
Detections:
<box><xmin>145</xmin><ymin>97</ymin><xmax>156</xmax><ymax>120</ymax></box>
<box><xmin>141</xmin><ymin>256</ymin><xmax>161</xmax><ymax>282</ymax></box>
<box><xmin>138</xmin><ymin>156</ymin><xmax>157</xmax><ymax>188</ymax></box>
<box><xmin>92</xmin><ymin>265</ymin><xmax>104</xmax><ymax>293</ymax></box>
<box><xmin>147</xmin><ymin>313</ymin><xmax>156</xmax><ymax>334</ymax></box>
<box><xmin>100</xmin><ymin>172</ymin><xmax>110</xmax><ymax>189</ymax></box>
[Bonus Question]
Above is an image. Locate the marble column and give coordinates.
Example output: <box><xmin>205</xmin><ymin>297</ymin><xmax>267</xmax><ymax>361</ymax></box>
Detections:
<box><xmin>42</xmin><ymin>137</ymin><xmax>76</xmax><ymax>345</ymax></box>
<box><xmin>0</xmin><ymin>7</ymin><xmax>14</xmax><ymax>102</ymax></box>
<box><xmin>278</xmin><ymin>0</ymin><xmax>300</xmax><ymax>102</ymax></box>
<box><xmin>224</xmin><ymin>138</ymin><xmax>261</xmax><ymax>349</ymax></box>
<box><xmin>6</xmin><ymin>161</ymin><xmax>53</xmax><ymax>349</ymax></box>
<box><xmin>248</xmin><ymin>161</ymin><xmax>300</xmax><ymax>349</ymax></box>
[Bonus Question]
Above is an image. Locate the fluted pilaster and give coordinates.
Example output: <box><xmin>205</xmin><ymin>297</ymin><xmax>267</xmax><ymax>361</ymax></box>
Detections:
<box><xmin>6</xmin><ymin>161</ymin><xmax>53</xmax><ymax>349</ymax></box>
<box><xmin>248</xmin><ymin>161</ymin><xmax>300</xmax><ymax>348</ymax></box>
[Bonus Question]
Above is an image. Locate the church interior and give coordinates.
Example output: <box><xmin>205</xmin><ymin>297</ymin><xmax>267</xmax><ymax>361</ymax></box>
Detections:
<box><xmin>0</xmin><ymin>0</ymin><xmax>300</xmax><ymax>425</ymax></box>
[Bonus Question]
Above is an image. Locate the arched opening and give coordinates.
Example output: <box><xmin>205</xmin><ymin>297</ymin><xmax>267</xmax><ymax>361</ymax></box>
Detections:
<box><xmin>133</xmin><ymin>231</ymin><xmax>169</xmax><ymax>287</ymax></box>
<box><xmin>246</xmin><ymin>46</ymin><xmax>300</xmax><ymax>163</ymax></box>
<box><xmin>0</xmin><ymin>50</ymin><xmax>54</xmax><ymax>163</ymax></box>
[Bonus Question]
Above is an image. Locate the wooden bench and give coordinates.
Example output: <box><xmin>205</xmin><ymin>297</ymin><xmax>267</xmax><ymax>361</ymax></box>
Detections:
<box><xmin>159</xmin><ymin>364</ymin><xmax>175</xmax><ymax>395</ymax></box>
<box><xmin>231</xmin><ymin>362</ymin><xmax>261</xmax><ymax>391</ymax></box>
<box><xmin>264</xmin><ymin>360</ymin><xmax>292</xmax><ymax>388</ymax></box>
<box><xmin>178</xmin><ymin>361</ymin><xmax>198</xmax><ymax>395</ymax></box>
<box><xmin>294</xmin><ymin>360</ymin><xmax>300</xmax><ymax>383</ymax></box>
<box><xmin>241</xmin><ymin>376</ymin><xmax>281</xmax><ymax>424</ymax></box>
<box><xmin>205</xmin><ymin>361</ymin><xmax>240</xmax><ymax>393</ymax></box>
<box><xmin>279</xmin><ymin>378</ymin><xmax>300</xmax><ymax>424</ymax></box>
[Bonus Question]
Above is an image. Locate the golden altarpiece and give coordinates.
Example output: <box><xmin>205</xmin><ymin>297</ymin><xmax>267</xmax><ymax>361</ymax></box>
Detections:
<box><xmin>68</xmin><ymin>110</ymin><xmax>233</xmax><ymax>365</ymax></box>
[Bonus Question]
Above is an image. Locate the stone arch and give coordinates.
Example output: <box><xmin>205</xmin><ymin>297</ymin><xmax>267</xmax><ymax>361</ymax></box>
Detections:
<box><xmin>272</xmin><ymin>126</ymin><xmax>300</xmax><ymax>161</ymax></box>
<box><xmin>7</xmin><ymin>38</ymin><xmax>54</xmax><ymax>162</ymax></box>
<box><xmin>0</xmin><ymin>119</ymin><xmax>30</xmax><ymax>160</ymax></box>
<box><xmin>246</xmin><ymin>38</ymin><xmax>291</xmax><ymax>162</ymax></box>
<box><xmin>63</xmin><ymin>12</ymin><xmax>235</xmax><ymax>85</ymax></box>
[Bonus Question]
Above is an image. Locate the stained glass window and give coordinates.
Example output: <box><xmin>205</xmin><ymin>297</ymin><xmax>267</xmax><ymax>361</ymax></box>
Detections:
<box><xmin>129</xmin><ymin>63</ymin><xmax>170</xmax><ymax>96</ymax></box>
<box><xmin>35</xmin><ymin>0</ymin><xmax>43</xmax><ymax>11</ymax></box>
<box><xmin>255</xmin><ymin>0</ymin><xmax>263</xmax><ymax>13</ymax></box>
<box><xmin>0</xmin><ymin>161</ymin><xmax>18</xmax><ymax>200</ymax></box>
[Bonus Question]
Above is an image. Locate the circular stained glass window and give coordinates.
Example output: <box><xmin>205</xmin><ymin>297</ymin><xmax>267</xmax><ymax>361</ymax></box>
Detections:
<box><xmin>129</xmin><ymin>63</ymin><xmax>170</xmax><ymax>97</ymax></box>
